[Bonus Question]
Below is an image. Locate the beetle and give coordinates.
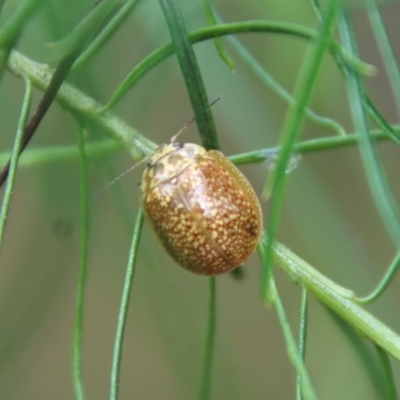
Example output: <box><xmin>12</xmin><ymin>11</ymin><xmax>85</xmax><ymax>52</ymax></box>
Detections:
<box><xmin>141</xmin><ymin>141</ymin><xmax>263</xmax><ymax>276</ymax></box>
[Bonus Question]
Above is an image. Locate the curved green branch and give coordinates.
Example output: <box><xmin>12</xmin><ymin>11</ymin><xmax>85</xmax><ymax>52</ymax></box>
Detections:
<box><xmin>102</xmin><ymin>20</ymin><xmax>373</xmax><ymax>112</ymax></box>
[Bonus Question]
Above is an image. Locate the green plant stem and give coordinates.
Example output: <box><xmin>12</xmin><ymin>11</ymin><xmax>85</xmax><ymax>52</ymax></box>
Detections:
<box><xmin>308</xmin><ymin>0</ymin><xmax>323</xmax><ymax>21</ymax></box>
<box><xmin>72</xmin><ymin>121</ymin><xmax>89</xmax><ymax>400</ymax></box>
<box><xmin>215</xmin><ymin>22</ymin><xmax>345</xmax><ymax>136</ymax></box>
<box><xmin>323</xmin><ymin>307</ymin><xmax>383</xmax><ymax>396</ymax></box>
<box><xmin>365</xmin><ymin>96</ymin><xmax>400</xmax><ymax>145</ymax></box>
<box><xmin>375</xmin><ymin>345</ymin><xmax>398</xmax><ymax>400</ymax></box>
<box><xmin>273</xmin><ymin>241</ymin><xmax>400</xmax><ymax>361</ymax></box>
<box><xmin>230</xmin><ymin>128</ymin><xmax>391</xmax><ymax>165</ymax></box>
<box><xmin>0</xmin><ymin>0</ymin><xmax>41</xmax><ymax>47</ymax></box>
<box><xmin>261</xmin><ymin>0</ymin><xmax>341</xmax><ymax>301</ymax></box>
<box><xmin>296</xmin><ymin>287</ymin><xmax>308</xmax><ymax>400</ymax></box>
<box><xmin>258</xmin><ymin>235</ymin><xmax>317</xmax><ymax>400</ymax></box>
<box><xmin>0</xmin><ymin>77</ymin><xmax>31</xmax><ymax>253</ymax></box>
<box><xmin>339</xmin><ymin>10</ymin><xmax>400</xmax><ymax>243</ymax></box>
<box><xmin>271</xmin><ymin>280</ymin><xmax>316</xmax><ymax>400</ymax></box>
<box><xmin>201</xmin><ymin>0</ymin><xmax>234</xmax><ymax>72</ymax></box>
<box><xmin>0</xmin><ymin>127</ymin><xmax>393</xmax><ymax>170</ymax></box>
<box><xmin>355</xmin><ymin>249</ymin><xmax>400</xmax><ymax>305</ymax></box>
<box><xmin>159</xmin><ymin>0</ymin><xmax>219</xmax><ymax>150</ymax></box>
<box><xmin>366</xmin><ymin>0</ymin><xmax>400</xmax><ymax>116</ymax></box>
<box><xmin>0</xmin><ymin>139</ymin><xmax>122</xmax><ymax>167</ymax></box>
<box><xmin>0</xmin><ymin>0</ymin><xmax>41</xmax><ymax>76</ymax></box>
<box><xmin>73</xmin><ymin>0</ymin><xmax>143</xmax><ymax>70</ymax></box>
<box><xmin>110</xmin><ymin>208</ymin><xmax>144</xmax><ymax>400</ymax></box>
<box><xmin>198</xmin><ymin>277</ymin><xmax>217</xmax><ymax>400</ymax></box>
<box><xmin>50</xmin><ymin>0</ymin><xmax>117</xmax><ymax>60</ymax></box>
<box><xmin>7</xmin><ymin>50</ymin><xmax>157</xmax><ymax>158</ymax></box>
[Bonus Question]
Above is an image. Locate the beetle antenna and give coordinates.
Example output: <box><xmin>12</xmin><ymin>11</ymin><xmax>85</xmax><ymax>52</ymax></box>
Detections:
<box><xmin>170</xmin><ymin>96</ymin><xmax>222</xmax><ymax>143</ymax></box>
<box><xmin>95</xmin><ymin>157</ymin><xmax>147</xmax><ymax>198</ymax></box>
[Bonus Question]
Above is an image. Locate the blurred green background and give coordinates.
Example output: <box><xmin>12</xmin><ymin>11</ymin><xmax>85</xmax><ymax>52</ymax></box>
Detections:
<box><xmin>0</xmin><ymin>0</ymin><xmax>399</xmax><ymax>399</ymax></box>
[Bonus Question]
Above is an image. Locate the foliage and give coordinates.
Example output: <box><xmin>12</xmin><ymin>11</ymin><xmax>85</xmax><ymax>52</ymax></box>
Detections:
<box><xmin>0</xmin><ymin>0</ymin><xmax>399</xmax><ymax>399</ymax></box>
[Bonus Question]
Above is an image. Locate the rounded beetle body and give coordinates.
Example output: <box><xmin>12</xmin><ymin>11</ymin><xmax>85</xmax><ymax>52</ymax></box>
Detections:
<box><xmin>141</xmin><ymin>142</ymin><xmax>262</xmax><ymax>276</ymax></box>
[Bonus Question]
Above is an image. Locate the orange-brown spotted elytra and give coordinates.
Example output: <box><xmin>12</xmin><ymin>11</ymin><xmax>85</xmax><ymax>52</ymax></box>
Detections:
<box><xmin>141</xmin><ymin>142</ymin><xmax>263</xmax><ymax>276</ymax></box>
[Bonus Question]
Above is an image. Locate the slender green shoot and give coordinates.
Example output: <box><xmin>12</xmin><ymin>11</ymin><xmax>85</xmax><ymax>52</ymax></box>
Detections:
<box><xmin>159</xmin><ymin>0</ymin><xmax>219</xmax><ymax>150</ymax></box>
<box><xmin>324</xmin><ymin>307</ymin><xmax>383</xmax><ymax>396</ymax></box>
<box><xmin>261</xmin><ymin>0</ymin><xmax>341</xmax><ymax>301</ymax></box>
<box><xmin>0</xmin><ymin>140</ymin><xmax>122</xmax><ymax>167</ymax></box>
<box><xmin>375</xmin><ymin>346</ymin><xmax>398</xmax><ymax>400</ymax></box>
<box><xmin>0</xmin><ymin>125</ymin><xmax>395</xmax><ymax>171</ymax></box>
<box><xmin>0</xmin><ymin>0</ymin><xmax>42</xmax><ymax>47</ymax></box>
<box><xmin>258</xmin><ymin>235</ymin><xmax>317</xmax><ymax>400</ymax></box>
<box><xmin>49</xmin><ymin>0</ymin><xmax>117</xmax><ymax>60</ymax></box>
<box><xmin>271</xmin><ymin>281</ymin><xmax>316</xmax><ymax>400</ymax></box>
<box><xmin>72</xmin><ymin>121</ymin><xmax>90</xmax><ymax>400</ymax></box>
<box><xmin>366</xmin><ymin>0</ymin><xmax>400</xmax><ymax>116</ymax></box>
<box><xmin>201</xmin><ymin>0</ymin><xmax>235</xmax><ymax>72</ymax></box>
<box><xmin>355</xmin><ymin>249</ymin><xmax>400</xmax><ymax>305</ymax></box>
<box><xmin>339</xmin><ymin>9</ymin><xmax>400</xmax><ymax>243</ymax></box>
<box><xmin>218</xmin><ymin>25</ymin><xmax>346</xmax><ymax>136</ymax></box>
<box><xmin>229</xmin><ymin>129</ymin><xmax>391</xmax><ymax>165</ymax></box>
<box><xmin>198</xmin><ymin>277</ymin><xmax>217</xmax><ymax>400</ymax></box>
<box><xmin>308</xmin><ymin>0</ymin><xmax>323</xmax><ymax>21</ymax></box>
<box><xmin>0</xmin><ymin>77</ymin><xmax>31</xmax><ymax>253</ymax></box>
<box><xmin>110</xmin><ymin>208</ymin><xmax>144</xmax><ymax>400</ymax></box>
<box><xmin>73</xmin><ymin>0</ymin><xmax>143</xmax><ymax>70</ymax></box>
<box><xmin>0</xmin><ymin>0</ymin><xmax>41</xmax><ymax>75</ymax></box>
<box><xmin>365</xmin><ymin>96</ymin><xmax>400</xmax><ymax>145</ymax></box>
<box><xmin>296</xmin><ymin>287</ymin><xmax>309</xmax><ymax>400</ymax></box>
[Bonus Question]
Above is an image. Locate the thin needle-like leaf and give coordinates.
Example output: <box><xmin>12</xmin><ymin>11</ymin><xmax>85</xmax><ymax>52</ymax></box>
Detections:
<box><xmin>198</xmin><ymin>277</ymin><xmax>217</xmax><ymax>400</ymax></box>
<box><xmin>0</xmin><ymin>125</ymin><xmax>394</xmax><ymax>170</ymax></box>
<box><xmin>296</xmin><ymin>287</ymin><xmax>308</xmax><ymax>400</ymax></box>
<box><xmin>338</xmin><ymin>9</ymin><xmax>400</xmax><ymax>244</ymax></box>
<box><xmin>0</xmin><ymin>77</ymin><xmax>31</xmax><ymax>253</ymax></box>
<box><xmin>366</xmin><ymin>0</ymin><xmax>400</xmax><ymax>116</ymax></box>
<box><xmin>49</xmin><ymin>0</ymin><xmax>117</xmax><ymax>60</ymax></box>
<box><xmin>201</xmin><ymin>0</ymin><xmax>234</xmax><ymax>72</ymax></box>
<box><xmin>215</xmin><ymin>19</ymin><xmax>345</xmax><ymax>136</ymax></box>
<box><xmin>73</xmin><ymin>0</ymin><xmax>143</xmax><ymax>70</ymax></box>
<box><xmin>110</xmin><ymin>208</ymin><xmax>144</xmax><ymax>400</ymax></box>
<box><xmin>259</xmin><ymin>234</ymin><xmax>317</xmax><ymax>400</ymax></box>
<box><xmin>261</xmin><ymin>0</ymin><xmax>341</xmax><ymax>301</ymax></box>
<box><xmin>355</xmin><ymin>249</ymin><xmax>400</xmax><ymax>305</ymax></box>
<box><xmin>365</xmin><ymin>96</ymin><xmax>400</xmax><ymax>145</ymax></box>
<box><xmin>375</xmin><ymin>346</ymin><xmax>398</xmax><ymax>400</ymax></box>
<box><xmin>0</xmin><ymin>0</ymin><xmax>42</xmax><ymax>76</ymax></box>
<box><xmin>159</xmin><ymin>0</ymin><xmax>219</xmax><ymax>150</ymax></box>
<box><xmin>72</xmin><ymin>121</ymin><xmax>90</xmax><ymax>400</ymax></box>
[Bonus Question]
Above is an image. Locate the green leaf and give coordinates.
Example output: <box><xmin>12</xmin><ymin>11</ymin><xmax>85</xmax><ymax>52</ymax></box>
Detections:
<box><xmin>201</xmin><ymin>0</ymin><xmax>234</xmax><ymax>72</ymax></box>
<box><xmin>110</xmin><ymin>208</ymin><xmax>144</xmax><ymax>400</ymax></box>
<box><xmin>158</xmin><ymin>0</ymin><xmax>219</xmax><ymax>150</ymax></box>
<box><xmin>72</xmin><ymin>120</ymin><xmax>90</xmax><ymax>400</ymax></box>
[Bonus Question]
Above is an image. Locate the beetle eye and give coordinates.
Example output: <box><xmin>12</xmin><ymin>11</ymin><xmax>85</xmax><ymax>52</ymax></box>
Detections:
<box><xmin>172</xmin><ymin>142</ymin><xmax>183</xmax><ymax>149</ymax></box>
<box><xmin>146</xmin><ymin>158</ymin><xmax>152</xmax><ymax>167</ymax></box>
